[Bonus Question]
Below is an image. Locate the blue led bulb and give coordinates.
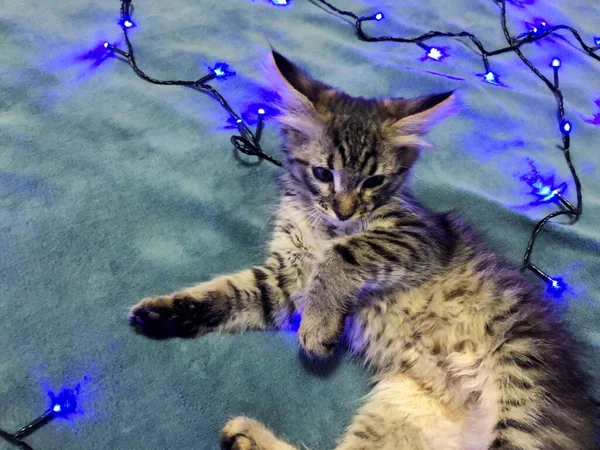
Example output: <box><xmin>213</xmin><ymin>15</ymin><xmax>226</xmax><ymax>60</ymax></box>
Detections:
<box><xmin>270</xmin><ymin>0</ymin><xmax>289</xmax><ymax>5</ymax></box>
<box><xmin>427</xmin><ymin>48</ymin><xmax>443</xmax><ymax>61</ymax></box>
<box><xmin>120</xmin><ymin>18</ymin><xmax>136</xmax><ymax>28</ymax></box>
<box><xmin>551</xmin><ymin>58</ymin><xmax>561</xmax><ymax>68</ymax></box>
<box><xmin>561</xmin><ymin>120</ymin><xmax>572</xmax><ymax>134</ymax></box>
<box><xmin>594</xmin><ymin>36</ymin><xmax>600</xmax><ymax>46</ymax></box>
<box><xmin>211</xmin><ymin>62</ymin><xmax>235</xmax><ymax>79</ymax></box>
<box><xmin>532</xmin><ymin>181</ymin><xmax>551</xmax><ymax>197</ymax></box>
<box><xmin>49</xmin><ymin>388</ymin><xmax>77</xmax><ymax>417</ymax></box>
<box><xmin>482</xmin><ymin>71</ymin><xmax>500</xmax><ymax>85</ymax></box>
<box><xmin>258</xmin><ymin>108</ymin><xmax>265</xmax><ymax>115</ymax></box>
<box><xmin>547</xmin><ymin>277</ymin><xmax>567</xmax><ymax>298</ymax></box>
<box><xmin>375</xmin><ymin>12</ymin><xmax>384</xmax><ymax>21</ymax></box>
<box><xmin>103</xmin><ymin>41</ymin><xmax>110</xmax><ymax>49</ymax></box>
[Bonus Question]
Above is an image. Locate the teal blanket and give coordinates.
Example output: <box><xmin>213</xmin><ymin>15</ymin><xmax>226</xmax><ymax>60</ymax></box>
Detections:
<box><xmin>1</xmin><ymin>0</ymin><xmax>598</xmax><ymax>448</ymax></box>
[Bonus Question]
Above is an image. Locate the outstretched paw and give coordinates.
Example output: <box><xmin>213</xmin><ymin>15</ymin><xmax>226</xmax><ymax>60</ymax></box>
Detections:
<box><xmin>221</xmin><ymin>417</ymin><xmax>294</xmax><ymax>450</ymax></box>
<box><xmin>129</xmin><ymin>293</ymin><xmax>227</xmax><ymax>339</ymax></box>
<box><xmin>298</xmin><ymin>313</ymin><xmax>343</xmax><ymax>358</ymax></box>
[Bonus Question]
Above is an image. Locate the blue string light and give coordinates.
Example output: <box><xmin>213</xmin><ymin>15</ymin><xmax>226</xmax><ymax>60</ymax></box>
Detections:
<box><xmin>521</xmin><ymin>160</ymin><xmax>570</xmax><ymax>206</ymax></box>
<box><xmin>530</xmin><ymin>20</ymin><xmax>549</xmax><ymax>37</ymax></box>
<box><xmin>270</xmin><ymin>0</ymin><xmax>290</xmax><ymax>5</ymax></box>
<box><xmin>547</xmin><ymin>277</ymin><xmax>568</xmax><ymax>298</ymax></box>
<box><xmin>594</xmin><ymin>36</ymin><xmax>600</xmax><ymax>46</ymax></box>
<box><xmin>48</xmin><ymin>388</ymin><xmax>78</xmax><ymax>418</ymax></box>
<box><xmin>561</xmin><ymin>120</ymin><xmax>572</xmax><ymax>134</ymax></box>
<box><xmin>258</xmin><ymin>108</ymin><xmax>265</xmax><ymax>115</ymax></box>
<box><xmin>121</xmin><ymin>19</ymin><xmax>135</xmax><ymax>28</ymax></box>
<box><xmin>427</xmin><ymin>47</ymin><xmax>443</xmax><ymax>60</ymax></box>
<box><xmin>374</xmin><ymin>12</ymin><xmax>384</xmax><ymax>21</ymax></box>
<box><xmin>551</xmin><ymin>57</ymin><xmax>561</xmax><ymax>68</ymax></box>
<box><xmin>531</xmin><ymin>180</ymin><xmax>567</xmax><ymax>202</ymax></box>
<box><xmin>482</xmin><ymin>70</ymin><xmax>500</xmax><ymax>85</ymax></box>
<box><xmin>102</xmin><ymin>0</ymin><xmax>281</xmax><ymax>167</ymax></box>
<box><xmin>210</xmin><ymin>62</ymin><xmax>236</xmax><ymax>79</ymax></box>
<box><xmin>0</xmin><ymin>387</ymin><xmax>79</xmax><ymax>448</ymax></box>
<box><xmin>416</xmin><ymin>41</ymin><xmax>449</xmax><ymax>62</ymax></box>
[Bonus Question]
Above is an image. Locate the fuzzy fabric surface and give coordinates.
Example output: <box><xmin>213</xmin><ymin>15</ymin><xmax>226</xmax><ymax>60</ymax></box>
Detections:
<box><xmin>1</xmin><ymin>0</ymin><xmax>598</xmax><ymax>448</ymax></box>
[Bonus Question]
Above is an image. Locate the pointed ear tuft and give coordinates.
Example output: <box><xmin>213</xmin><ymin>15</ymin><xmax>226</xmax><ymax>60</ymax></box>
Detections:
<box><xmin>384</xmin><ymin>91</ymin><xmax>459</xmax><ymax>139</ymax></box>
<box><xmin>263</xmin><ymin>50</ymin><xmax>333</xmax><ymax>135</ymax></box>
<box><xmin>270</xmin><ymin>51</ymin><xmax>326</xmax><ymax>105</ymax></box>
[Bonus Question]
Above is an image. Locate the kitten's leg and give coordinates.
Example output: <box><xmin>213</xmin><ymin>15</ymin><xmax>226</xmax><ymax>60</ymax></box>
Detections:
<box><xmin>129</xmin><ymin>251</ymin><xmax>300</xmax><ymax>338</ymax></box>
<box><xmin>220</xmin><ymin>417</ymin><xmax>296</xmax><ymax>450</ymax></box>
<box><xmin>336</xmin><ymin>376</ymin><xmax>464</xmax><ymax>450</ymax></box>
<box><xmin>219</xmin><ymin>376</ymin><xmax>464</xmax><ymax>450</ymax></box>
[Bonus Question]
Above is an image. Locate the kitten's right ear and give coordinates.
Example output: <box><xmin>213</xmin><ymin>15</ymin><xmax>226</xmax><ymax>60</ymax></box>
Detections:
<box><xmin>264</xmin><ymin>50</ymin><xmax>332</xmax><ymax>135</ymax></box>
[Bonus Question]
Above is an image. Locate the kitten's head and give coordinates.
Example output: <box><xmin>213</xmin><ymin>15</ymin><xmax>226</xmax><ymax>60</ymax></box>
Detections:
<box><xmin>268</xmin><ymin>51</ymin><xmax>457</xmax><ymax>225</ymax></box>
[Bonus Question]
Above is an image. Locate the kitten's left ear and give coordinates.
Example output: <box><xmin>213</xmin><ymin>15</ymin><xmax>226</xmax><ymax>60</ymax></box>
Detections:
<box><xmin>385</xmin><ymin>91</ymin><xmax>459</xmax><ymax>138</ymax></box>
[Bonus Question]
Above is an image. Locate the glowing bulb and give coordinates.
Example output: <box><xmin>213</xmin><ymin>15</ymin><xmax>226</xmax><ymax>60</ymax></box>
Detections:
<box><xmin>533</xmin><ymin>27</ymin><xmax>538</xmax><ymax>33</ymax></box>
<box><xmin>211</xmin><ymin>62</ymin><xmax>235</xmax><ymax>79</ymax></box>
<box><xmin>48</xmin><ymin>388</ymin><xmax>77</xmax><ymax>417</ymax></box>
<box><xmin>533</xmin><ymin>181</ymin><xmax>551</xmax><ymax>197</ymax></box>
<box><xmin>561</xmin><ymin>120</ymin><xmax>572</xmax><ymax>134</ymax></box>
<box><xmin>540</xmin><ymin>21</ymin><xmax>547</xmax><ymax>27</ymax></box>
<box><xmin>427</xmin><ymin>47</ymin><xmax>443</xmax><ymax>61</ymax></box>
<box><xmin>375</xmin><ymin>12</ymin><xmax>384</xmax><ymax>21</ymax></box>
<box><xmin>258</xmin><ymin>108</ymin><xmax>265</xmax><ymax>115</ymax></box>
<box><xmin>124</xmin><ymin>20</ymin><xmax>133</xmax><ymax>28</ymax></box>
<box><xmin>594</xmin><ymin>36</ymin><xmax>600</xmax><ymax>46</ymax></box>
<box><xmin>271</xmin><ymin>0</ymin><xmax>289</xmax><ymax>5</ymax></box>
<box><xmin>551</xmin><ymin>58</ymin><xmax>561</xmax><ymax>68</ymax></box>
<box><xmin>103</xmin><ymin>42</ymin><xmax>110</xmax><ymax>49</ymax></box>
<box><xmin>483</xmin><ymin>71</ymin><xmax>499</xmax><ymax>85</ymax></box>
<box><xmin>547</xmin><ymin>277</ymin><xmax>567</xmax><ymax>297</ymax></box>
<box><xmin>236</xmin><ymin>119</ymin><xmax>243</xmax><ymax>124</ymax></box>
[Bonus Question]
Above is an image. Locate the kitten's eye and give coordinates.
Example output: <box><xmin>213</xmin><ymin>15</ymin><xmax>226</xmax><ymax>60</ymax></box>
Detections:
<box><xmin>312</xmin><ymin>167</ymin><xmax>334</xmax><ymax>183</ymax></box>
<box><xmin>362</xmin><ymin>175</ymin><xmax>386</xmax><ymax>189</ymax></box>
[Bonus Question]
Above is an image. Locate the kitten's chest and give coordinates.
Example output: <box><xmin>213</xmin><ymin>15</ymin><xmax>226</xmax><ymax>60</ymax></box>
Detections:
<box><xmin>275</xmin><ymin>208</ymin><xmax>349</xmax><ymax>262</ymax></box>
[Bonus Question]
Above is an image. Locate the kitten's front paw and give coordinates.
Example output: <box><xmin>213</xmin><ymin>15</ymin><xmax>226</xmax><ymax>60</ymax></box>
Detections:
<box><xmin>298</xmin><ymin>314</ymin><xmax>342</xmax><ymax>358</ymax></box>
<box><xmin>129</xmin><ymin>293</ymin><xmax>227</xmax><ymax>339</ymax></box>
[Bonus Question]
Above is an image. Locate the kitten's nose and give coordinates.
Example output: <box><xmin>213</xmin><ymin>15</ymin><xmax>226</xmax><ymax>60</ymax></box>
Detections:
<box><xmin>332</xmin><ymin>193</ymin><xmax>358</xmax><ymax>221</ymax></box>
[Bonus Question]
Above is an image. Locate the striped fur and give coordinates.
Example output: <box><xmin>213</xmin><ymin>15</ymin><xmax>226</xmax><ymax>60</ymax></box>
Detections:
<box><xmin>129</xmin><ymin>52</ymin><xmax>597</xmax><ymax>449</ymax></box>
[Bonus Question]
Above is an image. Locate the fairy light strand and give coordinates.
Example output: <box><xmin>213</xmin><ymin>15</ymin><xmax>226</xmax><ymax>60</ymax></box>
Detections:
<box><xmin>104</xmin><ymin>0</ymin><xmax>281</xmax><ymax>166</ymax></box>
<box><xmin>105</xmin><ymin>0</ymin><xmax>598</xmax><ymax>293</ymax></box>
<box><xmin>313</xmin><ymin>0</ymin><xmax>599</xmax><ymax>295</ymax></box>
<box><xmin>0</xmin><ymin>388</ymin><xmax>77</xmax><ymax>449</ymax></box>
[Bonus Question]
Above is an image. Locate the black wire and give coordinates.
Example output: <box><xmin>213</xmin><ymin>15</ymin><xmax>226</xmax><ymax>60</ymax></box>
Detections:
<box><xmin>114</xmin><ymin>0</ymin><xmax>597</xmax><ymax>280</ymax></box>
<box><xmin>111</xmin><ymin>0</ymin><xmax>281</xmax><ymax>166</ymax></box>
<box><xmin>313</xmin><ymin>0</ymin><xmax>598</xmax><ymax>283</ymax></box>
<box><xmin>495</xmin><ymin>0</ymin><xmax>584</xmax><ymax>269</ymax></box>
<box><xmin>0</xmin><ymin>429</ymin><xmax>35</xmax><ymax>450</ymax></box>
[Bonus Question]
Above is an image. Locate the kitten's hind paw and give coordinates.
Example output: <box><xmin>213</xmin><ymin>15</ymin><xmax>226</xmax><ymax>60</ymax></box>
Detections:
<box><xmin>129</xmin><ymin>293</ymin><xmax>226</xmax><ymax>339</ymax></box>
<box><xmin>221</xmin><ymin>417</ymin><xmax>295</xmax><ymax>450</ymax></box>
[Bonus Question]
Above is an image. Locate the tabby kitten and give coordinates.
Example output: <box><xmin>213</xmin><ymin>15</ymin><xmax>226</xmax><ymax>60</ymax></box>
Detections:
<box><xmin>129</xmin><ymin>51</ymin><xmax>597</xmax><ymax>450</ymax></box>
